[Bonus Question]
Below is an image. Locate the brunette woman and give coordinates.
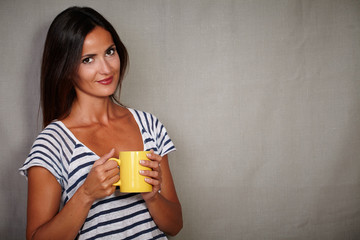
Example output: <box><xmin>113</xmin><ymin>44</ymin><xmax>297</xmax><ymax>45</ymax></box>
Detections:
<box><xmin>20</xmin><ymin>6</ymin><xmax>182</xmax><ymax>239</ymax></box>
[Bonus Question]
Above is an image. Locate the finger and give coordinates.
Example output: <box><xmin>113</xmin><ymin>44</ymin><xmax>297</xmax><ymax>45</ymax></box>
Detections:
<box><xmin>140</xmin><ymin>159</ymin><xmax>161</xmax><ymax>170</ymax></box>
<box><xmin>146</xmin><ymin>151</ymin><xmax>162</xmax><ymax>162</ymax></box>
<box><xmin>93</xmin><ymin>148</ymin><xmax>115</xmax><ymax>167</ymax></box>
<box><xmin>107</xmin><ymin>166</ymin><xmax>120</xmax><ymax>177</ymax></box>
<box><xmin>103</xmin><ymin>185</ymin><xmax>117</xmax><ymax>196</ymax></box>
<box><xmin>103</xmin><ymin>159</ymin><xmax>119</xmax><ymax>171</ymax></box>
<box><xmin>144</xmin><ymin>177</ymin><xmax>161</xmax><ymax>187</ymax></box>
<box><xmin>140</xmin><ymin>169</ymin><xmax>159</xmax><ymax>179</ymax></box>
<box><xmin>108</xmin><ymin>172</ymin><xmax>120</xmax><ymax>185</ymax></box>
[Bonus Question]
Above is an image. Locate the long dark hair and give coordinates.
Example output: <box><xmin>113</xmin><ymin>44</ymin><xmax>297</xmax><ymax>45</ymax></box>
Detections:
<box><xmin>41</xmin><ymin>6</ymin><xmax>128</xmax><ymax>128</ymax></box>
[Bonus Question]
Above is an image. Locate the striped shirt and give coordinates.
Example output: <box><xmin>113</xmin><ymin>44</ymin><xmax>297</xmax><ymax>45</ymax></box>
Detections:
<box><xmin>19</xmin><ymin>108</ymin><xmax>175</xmax><ymax>239</ymax></box>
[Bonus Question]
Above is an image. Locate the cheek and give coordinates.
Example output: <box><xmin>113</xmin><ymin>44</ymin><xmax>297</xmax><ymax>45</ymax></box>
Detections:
<box><xmin>77</xmin><ymin>66</ymin><xmax>96</xmax><ymax>81</ymax></box>
<box><xmin>74</xmin><ymin>70</ymin><xmax>93</xmax><ymax>88</ymax></box>
<box><xmin>112</xmin><ymin>58</ymin><xmax>121</xmax><ymax>73</ymax></box>
<box><xmin>110</xmin><ymin>55</ymin><xmax>121</xmax><ymax>72</ymax></box>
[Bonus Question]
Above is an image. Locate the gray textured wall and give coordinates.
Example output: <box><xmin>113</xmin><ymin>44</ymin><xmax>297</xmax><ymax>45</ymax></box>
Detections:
<box><xmin>1</xmin><ymin>0</ymin><xmax>360</xmax><ymax>239</ymax></box>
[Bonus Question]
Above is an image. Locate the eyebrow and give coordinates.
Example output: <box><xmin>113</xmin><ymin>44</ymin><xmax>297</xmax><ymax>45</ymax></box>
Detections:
<box><xmin>81</xmin><ymin>44</ymin><xmax>116</xmax><ymax>58</ymax></box>
<box><xmin>106</xmin><ymin>44</ymin><xmax>116</xmax><ymax>51</ymax></box>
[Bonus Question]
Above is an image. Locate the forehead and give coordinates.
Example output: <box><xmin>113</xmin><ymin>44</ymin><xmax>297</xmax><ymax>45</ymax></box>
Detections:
<box><xmin>82</xmin><ymin>26</ymin><xmax>114</xmax><ymax>53</ymax></box>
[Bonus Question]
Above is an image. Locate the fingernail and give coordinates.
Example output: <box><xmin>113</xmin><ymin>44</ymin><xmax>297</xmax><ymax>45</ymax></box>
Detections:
<box><xmin>140</xmin><ymin>160</ymin><xmax>145</xmax><ymax>164</ymax></box>
<box><xmin>146</xmin><ymin>153</ymin><xmax>151</xmax><ymax>157</ymax></box>
<box><xmin>139</xmin><ymin>170</ymin><xmax>145</xmax><ymax>174</ymax></box>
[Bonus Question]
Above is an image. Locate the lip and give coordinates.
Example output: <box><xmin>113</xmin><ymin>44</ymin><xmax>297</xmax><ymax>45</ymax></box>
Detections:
<box><xmin>97</xmin><ymin>76</ymin><xmax>113</xmax><ymax>85</ymax></box>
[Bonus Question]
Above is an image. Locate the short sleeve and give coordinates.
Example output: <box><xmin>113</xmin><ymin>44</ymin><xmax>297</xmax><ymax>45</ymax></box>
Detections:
<box><xmin>128</xmin><ymin>108</ymin><xmax>176</xmax><ymax>157</ymax></box>
<box><xmin>19</xmin><ymin>125</ymin><xmax>66</xmax><ymax>188</ymax></box>
<box><xmin>154</xmin><ymin>117</ymin><xmax>176</xmax><ymax>156</ymax></box>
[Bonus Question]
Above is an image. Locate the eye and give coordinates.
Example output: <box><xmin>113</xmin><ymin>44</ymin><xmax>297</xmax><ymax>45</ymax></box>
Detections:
<box><xmin>82</xmin><ymin>57</ymin><xmax>94</xmax><ymax>64</ymax></box>
<box><xmin>106</xmin><ymin>47</ymin><xmax>116</xmax><ymax>56</ymax></box>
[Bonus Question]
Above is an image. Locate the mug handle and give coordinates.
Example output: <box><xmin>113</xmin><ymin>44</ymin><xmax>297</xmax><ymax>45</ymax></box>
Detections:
<box><xmin>108</xmin><ymin>158</ymin><xmax>121</xmax><ymax>186</ymax></box>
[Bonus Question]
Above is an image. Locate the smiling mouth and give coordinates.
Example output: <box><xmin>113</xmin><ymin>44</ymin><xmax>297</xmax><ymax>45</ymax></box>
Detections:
<box><xmin>97</xmin><ymin>76</ymin><xmax>113</xmax><ymax>85</ymax></box>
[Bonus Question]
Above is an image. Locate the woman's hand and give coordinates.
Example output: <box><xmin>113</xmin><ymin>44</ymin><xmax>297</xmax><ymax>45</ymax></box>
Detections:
<box><xmin>26</xmin><ymin>149</ymin><xmax>120</xmax><ymax>240</ymax></box>
<box><xmin>81</xmin><ymin>149</ymin><xmax>120</xmax><ymax>202</ymax></box>
<box><xmin>139</xmin><ymin>152</ymin><xmax>183</xmax><ymax>235</ymax></box>
<box><xmin>140</xmin><ymin>150</ymin><xmax>162</xmax><ymax>201</ymax></box>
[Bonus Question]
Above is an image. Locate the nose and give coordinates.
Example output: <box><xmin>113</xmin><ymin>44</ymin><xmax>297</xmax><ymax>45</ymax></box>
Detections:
<box><xmin>99</xmin><ymin>58</ymin><xmax>111</xmax><ymax>75</ymax></box>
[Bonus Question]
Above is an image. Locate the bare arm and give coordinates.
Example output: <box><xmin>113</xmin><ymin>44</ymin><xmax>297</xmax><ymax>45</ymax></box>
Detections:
<box><xmin>26</xmin><ymin>149</ymin><xmax>119</xmax><ymax>240</ymax></box>
<box><xmin>140</xmin><ymin>153</ymin><xmax>183</xmax><ymax>236</ymax></box>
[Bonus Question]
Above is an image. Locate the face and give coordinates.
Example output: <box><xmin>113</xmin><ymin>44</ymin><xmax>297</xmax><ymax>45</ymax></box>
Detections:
<box><xmin>74</xmin><ymin>26</ymin><xmax>120</xmax><ymax>100</ymax></box>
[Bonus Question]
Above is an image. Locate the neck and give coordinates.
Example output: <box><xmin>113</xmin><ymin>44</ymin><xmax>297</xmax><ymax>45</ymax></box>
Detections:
<box><xmin>69</xmin><ymin>96</ymin><xmax>117</xmax><ymax>126</ymax></box>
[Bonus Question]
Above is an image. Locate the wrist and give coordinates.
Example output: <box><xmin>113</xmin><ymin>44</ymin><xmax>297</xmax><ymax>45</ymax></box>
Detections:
<box><xmin>77</xmin><ymin>185</ymin><xmax>95</xmax><ymax>207</ymax></box>
<box><xmin>144</xmin><ymin>191</ymin><xmax>161</xmax><ymax>204</ymax></box>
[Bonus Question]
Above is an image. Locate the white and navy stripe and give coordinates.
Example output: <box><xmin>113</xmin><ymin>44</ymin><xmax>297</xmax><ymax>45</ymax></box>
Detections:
<box><xmin>20</xmin><ymin>108</ymin><xmax>175</xmax><ymax>239</ymax></box>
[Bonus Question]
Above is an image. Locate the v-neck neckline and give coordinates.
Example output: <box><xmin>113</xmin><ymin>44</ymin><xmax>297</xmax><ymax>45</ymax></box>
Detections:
<box><xmin>56</xmin><ymin>108</ymin><xmax>145</xmax><ymax>157</ymax></box>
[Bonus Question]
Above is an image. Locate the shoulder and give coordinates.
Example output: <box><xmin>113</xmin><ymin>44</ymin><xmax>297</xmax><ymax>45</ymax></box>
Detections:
<box><xmin>127</xmin><ymin>107</ymin><xmax>161</xmax><ymax>132</ymax></box>
<box><xmin>19</xmin><ymin>121</ymin><xmax>72</xmax><ymax>185</ymax></box>
<box><xmin>127</xmin><ymin>107</ymin><xmax>157</xmax><ymax>119</ymax></box>
<box><xmin>31</xmin><ymin>121</ymin><xmax>78</xmax><ymax>156</ymax></box>
<box><xmin>127</xmin><ymin>108</ymin><xmax>176</xmax><ymax>156</ymax></box>
<box><xmin>41</xmin><ymin>121</ymin><xmax>76</xmax><ymax>142</ymax></box>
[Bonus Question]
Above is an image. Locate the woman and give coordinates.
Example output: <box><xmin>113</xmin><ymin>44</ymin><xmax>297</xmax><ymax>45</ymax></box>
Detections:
<box><xmin>19</xmin><ymin>6</ymin><xmax>182</xmax><ymax>240</ymax></box>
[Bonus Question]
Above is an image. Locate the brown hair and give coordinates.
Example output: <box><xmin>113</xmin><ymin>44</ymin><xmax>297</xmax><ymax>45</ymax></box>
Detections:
<box><xmin>41</xmin><ymin>7</ymin><xmax>128</xmax><ymax>127</ymax></box>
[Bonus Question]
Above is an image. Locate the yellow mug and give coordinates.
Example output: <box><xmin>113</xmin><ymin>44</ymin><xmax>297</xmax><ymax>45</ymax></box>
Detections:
<box><xmin>109</xmin><ymin>151</ymin><xmax>152</xmax><ymax>193</ymax></box>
